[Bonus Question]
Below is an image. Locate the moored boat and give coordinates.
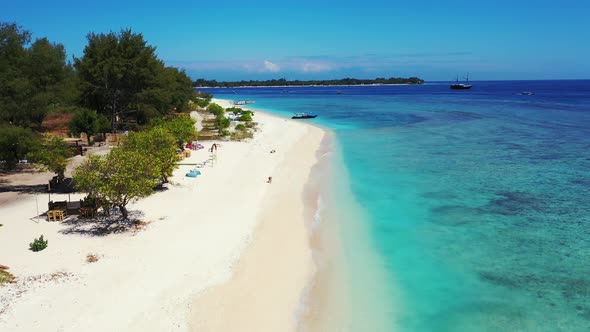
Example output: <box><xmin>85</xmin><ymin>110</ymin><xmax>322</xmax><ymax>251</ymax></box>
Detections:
<box><xmin>234</xmin><ymin>100</ymin><xmax>255</xmax><ymax>105</ymax></box>
<box><xmin>450</xmin><ymin>74</ymin><xmax>472</xmax><ymax>90</ymax></box>
<box><xmin>291</xmin><ymin>112</ymin><xmax>317</xmax><ymax>119</ymax></box>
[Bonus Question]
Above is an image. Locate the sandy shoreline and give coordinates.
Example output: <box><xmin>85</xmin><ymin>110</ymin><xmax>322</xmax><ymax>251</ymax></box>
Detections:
<box><xmin>0</xmin><ymin>102</ymin><xmax>327</xmax><ymax>331</ymax></box>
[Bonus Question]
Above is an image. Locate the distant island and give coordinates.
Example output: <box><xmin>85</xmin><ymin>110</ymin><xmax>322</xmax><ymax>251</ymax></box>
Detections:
<box><xmin>193</xmin><ymin>77</ymin><xmax>424</xmax><ymax>88</ymax></box>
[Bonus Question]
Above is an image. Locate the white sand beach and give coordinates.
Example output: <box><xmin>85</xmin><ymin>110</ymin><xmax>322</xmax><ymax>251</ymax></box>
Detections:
<box><xmin>0</xmin><ymin>102</ymin><xmax>326</xmax><ymax>331</ymax></box>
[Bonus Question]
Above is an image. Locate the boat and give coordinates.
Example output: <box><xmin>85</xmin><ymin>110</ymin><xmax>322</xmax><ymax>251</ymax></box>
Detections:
<box><xmin>233</xmin><ymin>100</ymin><xmax>255</xmax><ymax>105</ymax></box>
<box><xmin>291</xmin><ymin>112</ymin><xmax>317</xmax><ymax>119</ymax></box>
<box><xmin>450</xmin><ymin>74</ymin><xmax>472</xmax><ymax>90</ymax></box>
<box><xmin>337</xmin><ymin>91</ymin><xmax>343</xmax><ymax>94</ymax></box>
<box><xmin>520</xmin><ymin>91</ymin><xmax>535</xmax><ymax>96</ymax></box>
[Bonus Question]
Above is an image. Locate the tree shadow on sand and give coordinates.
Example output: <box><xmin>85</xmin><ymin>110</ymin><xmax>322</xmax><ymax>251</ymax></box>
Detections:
<box><xmin>59</xmin><ymin>210</ymin><xmax>147</xmax><ymax>237</ymax></box>
<box><xmin>0</xmin><ymin>183</ymin><xmax>47</xmax><ymax>194</ymax></box>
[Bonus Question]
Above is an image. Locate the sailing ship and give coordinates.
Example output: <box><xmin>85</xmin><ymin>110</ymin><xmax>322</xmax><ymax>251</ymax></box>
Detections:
<box><xmin>450</xmin><ymin>74</ymin><xmax>472</xmax><ymax>90</ymax></box>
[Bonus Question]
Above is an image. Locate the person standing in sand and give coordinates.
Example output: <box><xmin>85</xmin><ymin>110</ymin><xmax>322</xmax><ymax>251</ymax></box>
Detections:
<box><xmin>267</xmin><ymin>176</ymin><xmax>272</xmax><ymax>184</ymax></box>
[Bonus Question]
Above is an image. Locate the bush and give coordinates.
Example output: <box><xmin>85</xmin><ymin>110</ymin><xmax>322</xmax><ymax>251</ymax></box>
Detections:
<box><xmin>226</xmin><ymin>107</ymin><xmax>243</xmax><ymax>115</ymax></box>
<box><xmin>69</xmin><ymin>108</ymin><xmax>101</xmax><ymax>136</ymax></box>
<box><xmin>194</xmin><ymin>98</ymin><xmax>210</xmax><ymax>108</ymax></box>
<box><xmin>29</xmin><ymin>235</ymin><xmax>48</xmax><ymax>252</ymax></box>
<box><xmin>207</xmin><ymin>103</ymin><xmax>224</xmax><ymax>116</ymax></box>
<box><xmin>230</xmin><ymin>128</ymin><xmax>253</xmax><ymax>141</ymax></box>
<box><xmin>216</xmin><ymin>116</ymin><xmax>231</xmax><ymax>129</ymax></box>
<box><xmin>0</xmin><ymin>266</ymin><xmax>16</xmax><ymax>285</ymax></box>
<box><xmin>235</xmin><ymin>123</ymin><xmax>246</xmax><ymax>131</ymax></box>
<box><xmin>0</xmin><ymin>124</ymin><xmax>40</xmax><ymax>169</ymax></box>
<box><xmin>238</xmin><ymin>113</ymin><xmax>253</xmax><ymax>122</ymax></box>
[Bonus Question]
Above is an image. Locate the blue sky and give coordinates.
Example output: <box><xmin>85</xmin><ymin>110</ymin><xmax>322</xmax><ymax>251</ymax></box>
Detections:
<box><xmin>4</xmin><ymin>0</ymin><xmax>590</xmax><ymax>81</ymax></box>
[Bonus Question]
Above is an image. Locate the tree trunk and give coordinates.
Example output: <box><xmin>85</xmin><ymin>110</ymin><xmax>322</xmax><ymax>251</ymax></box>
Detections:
<box><xmin>56</xmin><ymin>169</ymin><xmax>65</xmax><ymax>184</ymax></box>
<box><xmin>119</xmin><ymin>205</ymin><xmax>128</xmax><ymax>220</ymax></box>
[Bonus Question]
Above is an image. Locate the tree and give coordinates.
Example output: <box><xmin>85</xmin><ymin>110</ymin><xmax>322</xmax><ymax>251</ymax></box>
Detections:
<box><xmin>73</xmin><ymin>147</ymin><xmax>159</xmax><ymax>220</ymax></box>
<box><xmin>122</xmin><ymin>127</ymin><xmax>177</xmax><ymax>183</ymax></box>
<box><xmin>74</xmin><ymin>29</ymin><xmax>194</xmax><ymax>132</ymax></box>
<box><xmin>0</xmin><ymin>22</ymin><xmax>76</xmax><ymax>128</ymax></box>
<box><xmin>152</xmin><ymin>114</ymin><xmax>197</xmax><ymax>147</ymax></box>
<box><xmin>74</xmin><ymin>29</ymin><xmax>163</xmax><ymax>132</ymax></box>
<box><xmin>28</xmin><ymin>135</ymin><xmax>72</xmax><ymax>183</ymax></box>
<box><xmin>0</xmin><ymin>124</ymin><xmax>39</xmax><ymax>169</ymax></box>
<box><xmin>69</xmin><ymin>108</ymin><xmax>110</xmax><ymax>136</ymax></box>
<box><xmin>134</xmin><ymin>66</ymin><xmax>194</xmax><ymax>124</ymax></box>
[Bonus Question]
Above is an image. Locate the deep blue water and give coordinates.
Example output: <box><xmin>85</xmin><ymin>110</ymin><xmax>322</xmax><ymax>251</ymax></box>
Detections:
<box><xmin>203</xmin><ymin>81</ymin><xmax>590</xmax><ymax>331</ymax></box>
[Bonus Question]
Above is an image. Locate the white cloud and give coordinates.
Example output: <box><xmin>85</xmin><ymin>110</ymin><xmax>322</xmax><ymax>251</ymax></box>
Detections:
<box><xmin>301</xmin><ymin>62</ymin><xmax>334</xmax><ymax>73</ymax></box>
<box><xmin>263</xmin><ymin>60</ymin><xmax>280</xmax><ymax>73</ymax></box>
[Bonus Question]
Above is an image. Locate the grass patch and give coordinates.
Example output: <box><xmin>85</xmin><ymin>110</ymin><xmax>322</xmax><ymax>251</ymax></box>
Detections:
<box><xmin>0</xmin><ymin>266</ymin><xmax>16</xmax><ymax>285</ymax></box>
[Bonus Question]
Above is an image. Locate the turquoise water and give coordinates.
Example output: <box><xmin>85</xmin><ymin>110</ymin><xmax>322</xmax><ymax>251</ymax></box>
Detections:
<box><xmin>206</xmin><ymin>81</ymin><xmax>590</xmax><ymax>331</ymax></box>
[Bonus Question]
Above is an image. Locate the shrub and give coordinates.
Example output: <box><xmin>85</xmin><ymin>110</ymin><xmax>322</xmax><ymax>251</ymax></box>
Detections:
<box><xmin>0</xmin><ymin>124</ymin><xmax>40</xmax><ymax>169</ymax></box>
<box><xmin>69</xmin><ymin>108</ymin><xmax>103</xmax><ymax>136</ymax></box>
<box><xmin>226</xmin><ymin>107</ymin><xmax>243</xmax><ymax>115</ymax></box>
<box><xmin>0</xmin><ymin>266</ymin><xmax>16</xmax><ymax>285</ymax></box>
<box><xmin>29</xmin><ymin>235</ymin><xmax>48</xmax><ymax>252</ymax></box>
<box><xmin>194</xmin><ymin>98</ymin><xmax>210</xmax><ymax>108</ymax></box>
<box><xmin>230</xmin><ymin>129</ymin><xmax>253</xmax><ymax>141</ymax></box>
<box><xmin>216</xmin><ymin>116</ymin><xmax>231</xmax><ymax>129</ymax></box>
<box><xmin>207</xmin><ymin>103</ymin><xmax>224</xmax><ymax>116</ymax></box>
<box><xmin>235</xmin><ymin>123</ymin><xmax>246</xmax><ymax>131</ymax></box>
<box><xmin>238</xmin><ymin>113</ymin><xmax>253</xmax><ymax>122</ymax></box>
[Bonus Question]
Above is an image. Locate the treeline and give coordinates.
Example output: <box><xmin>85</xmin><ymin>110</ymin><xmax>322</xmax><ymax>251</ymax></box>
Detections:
<box><xmin>0</xmin><ymin>22</ymin><xmax>197</xmax><ymax>168</ymax></box>
<box><xmin>193</xmin><ymin>77</ymin><xmax>424</xmax><ymax>87</ymax></box>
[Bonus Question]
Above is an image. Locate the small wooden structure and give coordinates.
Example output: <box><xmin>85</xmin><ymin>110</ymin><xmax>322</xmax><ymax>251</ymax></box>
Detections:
<box><xmin>47</xmin><ymin>209</ymin><xmax>66</xmax><ymax>222</ymax></box>
<box><xmin>46</xmin><ymin>199</ymin><xmax>83</xmax><ymax>222</ymax></box>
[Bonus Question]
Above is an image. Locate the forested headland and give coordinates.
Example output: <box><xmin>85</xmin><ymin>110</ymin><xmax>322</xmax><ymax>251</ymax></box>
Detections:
<box><xmin>192</xmin><ymin>77</ymin><xmax>424</xmax><ymax>88</ymax></box>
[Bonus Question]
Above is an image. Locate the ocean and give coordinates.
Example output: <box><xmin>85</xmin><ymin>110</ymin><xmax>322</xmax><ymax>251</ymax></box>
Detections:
<box><xmin>203</xmin><ymin>80</ymin><xmax>590</xmax><ymax>331</ymax></box>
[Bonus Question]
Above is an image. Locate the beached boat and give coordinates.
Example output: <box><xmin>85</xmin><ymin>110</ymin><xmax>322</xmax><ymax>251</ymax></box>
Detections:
<box><xmin>234</xmin><ymin>100</ymin><xmax>255</xmax><ymax>105</ymax></box>
<box><xmin>291</xmin><ymin>112</ymin><xmax>317</xmax><ymax>119</ymax></box>
<box><xmin>450</xmin><ymin>74</ymin><xmax>472</xmax><ymax>90</ymax></box>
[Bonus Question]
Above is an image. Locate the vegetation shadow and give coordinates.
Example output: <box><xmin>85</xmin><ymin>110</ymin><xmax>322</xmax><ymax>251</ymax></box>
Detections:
<box><xmin>0</xmin><ymin>183</ymin><xmax>47</xmax><ymax>194</ymax></box>
<box><xmin>59</xmin><ymin>210</ymin><xmax>146</xmax><ymax>237</ymax></box>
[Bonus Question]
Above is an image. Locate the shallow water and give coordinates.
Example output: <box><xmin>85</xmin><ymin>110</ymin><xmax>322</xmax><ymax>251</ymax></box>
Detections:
<box><xmin>207</xmin><ymin>81</ymin><xmax>590</xmax><ymax>331</ymax></box>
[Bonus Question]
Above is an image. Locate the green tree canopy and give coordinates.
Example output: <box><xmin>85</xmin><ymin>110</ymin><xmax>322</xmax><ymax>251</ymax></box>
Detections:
<box><xmin>28</xmin><ymin>135</ymin><xmax>73</xmax><ymax>183</ymax></box>
<box><xmin>74</xmin><ymin>29</ymin><xmax>194</xmax><ymax>132</ymax></box>
<box><xmin>0</xmin><ymin>22</ymin><xmax>77</xmax><ymax>128</ymax></box>
<box><xmin>0</xmin><ymin>124</ymin><xmax>39</xmax><ymax>169</ymax></box>
<box><xmin>152</xmin><ymin>114</ymin><xmax>197</xmax><ymax>147</ymax></box>
<box><xmin>69</xmin><ymin>108</ymin><xmax>110</xmax><ymax>136</ymax></box>
<box><xmin>122</xmin><ymin>127</ymin><xmax>177</xmax><ymax>182</ymax></box>
<box><xmin>73</xmin><ymin>147</ymin><xmax>159</xmax><ymax>220</ymax></box>
<box><xmin>207</xmin><ymin>103</ymin><xmax>224</xmax><ymax>117</ymax></box>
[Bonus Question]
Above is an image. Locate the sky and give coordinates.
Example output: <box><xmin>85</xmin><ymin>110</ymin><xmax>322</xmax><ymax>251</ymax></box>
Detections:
<box><xmin>3</xmin><ymin>0</ymin><xmax>590</xmax><ymax>81</ymax></box>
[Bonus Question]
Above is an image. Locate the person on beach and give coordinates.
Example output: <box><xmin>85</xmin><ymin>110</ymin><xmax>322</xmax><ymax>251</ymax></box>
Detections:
<box><xmin>267</xmin><ymin>176</ymin><xmax>272</xmax><ymax>184</ymax></box>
